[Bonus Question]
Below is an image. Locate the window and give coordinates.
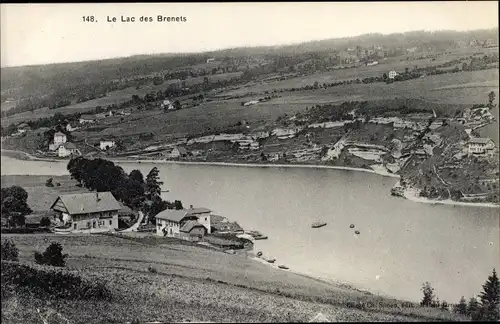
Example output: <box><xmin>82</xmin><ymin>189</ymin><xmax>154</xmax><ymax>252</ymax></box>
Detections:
<box><xmin>109</xmin><ymin>220</ymin><xmax>112</xmax><ymax>225</ymax></box>
<box><xmin>205</xmin><ymin>217</ymin><xmax>207</xmax><ymax>221</ymax></box>
<box><xmin>74</xmin><ymin>223</ymin><xmax>77</xmax><ymax>229</ymax></box>
<box><xmin>87</xmin><ymin>222</ymin><xmax>91</xmax><ymax>228</ymax></box>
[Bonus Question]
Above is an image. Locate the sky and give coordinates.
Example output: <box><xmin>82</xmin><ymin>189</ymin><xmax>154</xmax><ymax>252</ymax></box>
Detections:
<box><xmin>1</xmin><ymin>2</ymin><xmax>499</xmax><ymax>67</ymax></box>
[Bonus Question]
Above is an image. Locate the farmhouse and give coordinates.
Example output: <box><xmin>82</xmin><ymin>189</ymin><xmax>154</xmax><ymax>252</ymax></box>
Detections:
<box><xmin>79</xmin><ymin>115</ymin><xmax>96</xmax><ymax>124</ymax></box>
<box><xmin>155</xmin><ymin>206</ymin><xmax>212</xmax><ymax>237</ymax></box>
<box><xmin>17</xmin><ymin>123</ymin><xmax>31</xmax><ymax>134</ymax></box>
<box><xmin>66</xmin><ymin>122</ymin><xmax>80</xmax><ymax>132</ymax></box>
<box><xmin>50</xmin><ymin>192</ymin><xmax>121</xmax><ymax>232</ymax></box>
<box><xmin>161</xmin><ymin>99</ymin><xmax>173</xmax><ymax>110</ymax></box>
<box><xmin>388</xmin><ymin>70</ymin><xmax>398</xmax><ymax>79</ymax></box>
<box><xmin>467</xmin><ymin>138</ymin><xmax>496</xmax><ymax>156</ymax></box>
<box><xmin>100</xmin><ymin>139</ymin><xmax>116</xmax><ymax>150</ymax></box>
<box><xmin>49</xmin><ymin>132</ymin><xmax>68</xmax><ymax>151</ymax></box>
<box><xmin>57</xmin><ymin>142</ymin><xmax>81</xmax><ymax>157</ymax></box>
<box><xmin>171</xmin><ymin>146</ymin><xmax>188</xmax><ymax>158</ymax></box>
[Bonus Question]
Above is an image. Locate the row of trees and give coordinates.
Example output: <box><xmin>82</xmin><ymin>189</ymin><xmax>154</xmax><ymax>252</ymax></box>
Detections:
<box><xmin>421</xmin><ymin>269</ymin><xmax>500</xmax><ymax>321</ymax></box>
<box><xmin>67</xmin><ymin>157</ymin><xmax>183</xmax><ymax>223</ymax></box>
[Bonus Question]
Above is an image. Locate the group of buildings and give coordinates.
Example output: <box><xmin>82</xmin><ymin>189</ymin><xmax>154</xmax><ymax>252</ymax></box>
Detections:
<box><xmin>49</xmin><ymin>191</ymin><xmax>243</xmax><ymax>240</ymax></box>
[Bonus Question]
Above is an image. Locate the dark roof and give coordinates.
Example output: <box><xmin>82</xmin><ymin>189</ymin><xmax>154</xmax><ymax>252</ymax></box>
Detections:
<box><xmin>18</xmin><ymin>123</ymin><xmax>29</xmax><ymax>128</ymax></box>
<box><xmin>180</xmin><ymin>220</ymin><xmax>206</xmax><ymax>233</ymax></box>
<box><xmin>155</xmin><ymin>209</ymin><xmax>189</xmax><ymax>222</ymax></box>
<box><xmin>62</xmin><ymin>142</ymin><xmax>77</xmax><ymax>149</ymax></box>
<box><xmin>54</xmin><ymin>132</ymin><xmax>66</xmax><ymax>137</ymax></box>
<box><xmin>187</xmin><ymin>207</ymin><xmax>211</xmax><ymax>215</ymax></box>
<box><xmin>50</xmin><ymin>192</ymin><xmax>122</xmax><ymax>215</ymax></box>
<box><xmin>469</xmin><ymin>138</ymin><xmax>494</xmax><ymax>144</ymax></box>
<box><xmin>176</xmin><ymin>146</ymin><xmax>188</xmax><ymax>155</ymax></box>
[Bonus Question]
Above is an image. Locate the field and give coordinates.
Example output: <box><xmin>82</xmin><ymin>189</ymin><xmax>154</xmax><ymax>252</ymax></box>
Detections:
<box><xmin>1</xmin><ymin>233</ymin><xmax>465</xmax><ymax>323</ymax></box>
<box><xmin>1</xmin><ymin>175</ymin><xmax>88</xmax><ymax>214</ymax></box>
<box><xmin>0</xmin><ymin>72</ymin><xmax>242</xmax><ymax>127</ymax></box>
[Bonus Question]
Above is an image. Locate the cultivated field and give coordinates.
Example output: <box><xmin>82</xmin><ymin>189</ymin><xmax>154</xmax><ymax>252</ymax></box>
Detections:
<box><xmin>1</xmin><ymin>233</ymin><xmax>465</xmax><ymax>323</ymax></box>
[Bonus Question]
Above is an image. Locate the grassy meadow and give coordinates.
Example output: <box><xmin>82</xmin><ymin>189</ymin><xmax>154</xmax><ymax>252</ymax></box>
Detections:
<box><xmin>1</xmin><ymin>233</ymin><xmax>467</xmax><ymax>323</ymax></box>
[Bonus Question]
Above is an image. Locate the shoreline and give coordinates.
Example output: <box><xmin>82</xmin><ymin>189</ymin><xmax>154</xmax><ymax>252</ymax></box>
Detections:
<box><xmin>2</xmin><ymin>149</ymin><xmax>498</xmax><ymax>208</ymax></box>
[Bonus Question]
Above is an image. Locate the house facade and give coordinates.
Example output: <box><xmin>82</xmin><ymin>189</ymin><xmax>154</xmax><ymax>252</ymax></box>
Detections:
<box><xmin>467</xmin><ymin>138</ymin><xmax>496</xmax><ymax>156</ymax></box>
<box><xmin>79</xmin><ymin>115</ymin><xmax>95</xmax><ymax>124</ymax></box>
<box><xmin>50</xmin><ymin>192</ymin><xmax>121</xmax><ymax>232</ymax></box>
<box><xmin>49</xmin><ymin>132</ymin><xmax>68</xmax><ymax>151</ymax></box>
<box><xmin>170</xmin><ymin>146</ymin><xmax>188</xmax><ymax>158</ymax></box>
<box><xmin>388</xmin><ymin>70</ymin><xmax>398</xmax><ymax>79</ymax></box>
<box><xmin>155</xmin><ymin>206</ymin><xmax>212</xmax><ymax>237</ymax></box>
<box><xmin>58</xmin><ymin>142</ymin><xmax>81</xmax><ymax>157</ymax></box>
<box><xmin>66</xmin><ymin>123</ymin><xmax>80</xmax><ymax>132</ymax></box>
<box><xmin>17</xmin><ymin>123</ymin><xmax>31</xmax><ymax>134</ymax></box>
<box><xmin>100</xmin><ymin>140</ymin><xmax>116</xmax><ymax>150</ymax></box>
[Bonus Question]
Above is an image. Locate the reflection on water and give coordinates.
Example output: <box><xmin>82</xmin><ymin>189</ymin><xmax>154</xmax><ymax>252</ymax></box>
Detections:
<box><xmin>2</xmin><ymin>156</ymin><xmax>499</xmax><ymax>302</ymax></box>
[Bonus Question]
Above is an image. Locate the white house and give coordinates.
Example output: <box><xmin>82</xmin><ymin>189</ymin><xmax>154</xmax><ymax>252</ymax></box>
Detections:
<box><xmin>467</xmin><ymin>138</ymin><xmax>496</xmax><ymax>156</ymax></box>
<box><xmin>366</xmin><ymin>61</ymin><xmax>379</xmax><ymax>66</ymax></box>
<box><xmin>17</xmin><ymin>123</ymin><xmax>31</xmax><ymax>134</ymax></box>
<box><xmin>49</xmin><ymin>132</ymin><xmax>68</xmax><ymax>151</ymax></box>
<box><xmin>388</xmin><ymin>71</ymin><xmax>398</xmax><ymax>79</ymax></box>
<box><xmin>66</xmin><ymin>123</ymin><xmax>80</xmax><ymax>132</ymax></box>
<box><xmin>100</xmin><ymin>139</ymin><xmax>116</xmax><ymax>150</ymax></box>
<box><xmin>155</xmin><ymin>206</ymin><xmax>212</xmax><ymax>237</ymax></box>
<box><xmin>50</xmin><ymin>192</ymin><xmax>121</xmax><ymax>232</ymax></box>
<box><xmin>170</xmin><ymin>146</ymin><xmax>188</xmax><ymax>158</ymax></box>
<box><xmin>206</xmin><ymin>58</ymin><xmax>216</xmax><ymax>63</ymax></box>
<box><xmin>161</xmin><ymin>99</ymin><xmax>173</xmax><ymax>110</ymax></box>
<box><xmin>79</xmin><ymin>115</ymin><xmax>95</xmax><ymax>124</ymax></box>
<box><xmin>57</xmin><ymin>142</ymin><xmax>81</xmax><ymax>157</ymax></box>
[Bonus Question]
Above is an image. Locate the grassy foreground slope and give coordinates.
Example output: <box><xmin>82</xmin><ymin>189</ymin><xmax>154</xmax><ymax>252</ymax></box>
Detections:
<box><xmin>1</xmin><ymin>234</ymin><xmax>465</xmax><ymax>323</ymax></box>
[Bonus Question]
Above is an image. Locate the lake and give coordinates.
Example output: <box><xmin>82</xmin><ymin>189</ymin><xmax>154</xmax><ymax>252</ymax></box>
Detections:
<box><xmin>1</xmin><ymin>155</ymin><xmax>498</xmax><ymax>303</ymax></box>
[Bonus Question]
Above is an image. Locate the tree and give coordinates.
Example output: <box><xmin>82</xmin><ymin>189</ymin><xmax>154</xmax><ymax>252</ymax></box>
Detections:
<box><xmin>478</xmin><ymin>268</ymin><xmax>500</xmax><ymax>321</ymax></box>
<box><xmin>488</xmin><ymin>91</ymin><xmax>496</xmax><ymax>109</ymax></box>
<box><xmin>1</xmin><ymin>186</ymin><xmax>32</xmax><ymax>227</ymax></box>
<box><xmin>174</xmin><ymin>200</ymin><xmax>183</xmax><ymax>210</ymax></box>
<box><xmin>468</xmin><ymin>297</ymin><xmax>480</xmax><ymax>319</ymax></box>
<box><xmin>440</xmin><ymin>300</ymin><xmax>449</xmax><ymax>311</ymax></box>
<box><xmin>420</xmin><ymin>281</ymin><xmax>436</xmax><ymax>307</ymax></box>
<box><xmin>129</xmin><ymin>169</ymin><xmax>145</xmax><ymax>184</ymax></box>
<box><xmin>1</xmin><ymin>240</ymin><xmax>19</xmax><ymax>261</ymax></box>
<box><xmin>145</xmin><ymin>167</ymin><xmax>163</xmax><ymax>199</ymax></box>
<box><xmin>40</xmin><ymin>216</ymin><xmax>51</xmax><ymax>227</ymax></box>
<box><xmin>454</xmin><ymin>296</ymin><xmax>468</xmax><ymax>316</ymax></box>
<box><xmin>173</xmin><ymin>100</ymin><xmax>181</xmax><ymax>110</ymax></box>
<box><xmin>34</xmin><ymin>242</ymin><xmax>68</xmax><ymax>267</ymax></box>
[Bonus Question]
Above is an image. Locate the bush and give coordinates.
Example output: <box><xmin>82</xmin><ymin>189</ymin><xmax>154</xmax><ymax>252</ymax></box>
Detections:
<box><xmin>147</xmin><ymin>265</ymin><xmax>157</xmax><ymax>273</ymax></box>
<box><xmin>1</xmin><ymin>240</ymin><xmax>19</xmax><ymax>261</ymax></box>
<box><xmin>34</xmin><ymin>242</ymin><xmax>68</xmax><ymax>267</ymax></box>
<box><xmin>40</xmin><ymin>216</ymin><xmax>51</xmax><ymax>227</ymax></box>
<box><xmin>1</xmin><ymin>261</ymin><xmax>111</xmax><ymax>301</ymax></box>
<box><xmin>45</xmin><ymin>178</ymin><xmax>54</xmax><ymax>187</ymax></box>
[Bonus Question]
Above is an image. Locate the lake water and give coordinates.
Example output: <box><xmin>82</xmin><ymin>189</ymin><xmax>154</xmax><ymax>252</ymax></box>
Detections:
<box><xmin>1</xmin><ymin>155</ymin><xmax>499</xmax><ymax>303</ymax></box>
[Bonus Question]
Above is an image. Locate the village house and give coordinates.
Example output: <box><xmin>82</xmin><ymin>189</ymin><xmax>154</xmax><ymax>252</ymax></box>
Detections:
<box><xmin>206</xmin><ymin>58</ymin><xmax>215</xmax><ymax>63</ymax></box>
<box><xmin>79</xmin><ymin>115</ymin><xmax>96</xmax><ymax>124</ymax></box>
<box><xmin>388</xmin><ymin>70</ymin><xmax>398</xmax><ymax>79</ymax></box>
<box><xmin>170</xmin><ymin>146</ymin><xmax>188</xmax><ymax>158</ymax></box>
<box><xmin>429</xmin><ymin>119</ymin><xmax>446</xmax><ymax>130</ymax></box>
<box><xmin>50</xmin><ymin>192</ymin><xmax>121</xmax><ymax>232</ymax></box>
<box><xmin>100</xmin><ymin>139</ymin><xmax>116</xmax><ymax>150</ymax></box>
<box><xmin>155</xmin><ymin>206</ymin><xmax>212</xmax><ymax>237</ymax></box>
<box><xmin>95</xmin><ymin>113</ymin><xmax>106</xmax><ymax>120</ymax></box>
<box><xmin>467</xmin><ymin>138</ymin><xmax>496</xmax><ymax>156</ymax></box>
<box><xmin>66</xmin><ymin>122</ymin><xmax>80</xmax><ymax>132</ymax></box>
<box><xmin>49</xmin><ymin>131</ymin><xmax>68</xmax><ymax>151</ymax></box>
<box><xmin>17</xmin><ymin>123</ymin><xmax>31</xmax><ymax>134</ymax></box>
<box><xmin>57</xmin><ymin>142</ymin><xmax>81</xmax><ymax>157</ymax></box>
<box><xmin>161</xmin><ymin>99</ymin><xmax>174</xmax><ymax>110</ymax></box>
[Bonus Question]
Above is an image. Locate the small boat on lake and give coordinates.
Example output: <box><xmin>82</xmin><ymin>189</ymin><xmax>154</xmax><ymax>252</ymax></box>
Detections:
<box><xmin>278</xmin><ymin>265</ymin><xmax>289</xmax><ymax>270</ymax></box>
<box><xmin>311</xmin><ymin>221</ymin><xmax>327</xmax><ymax>228</ymax></box>
<box><xmin>266</xmin><ymin>258</ymin><xmax>276</xmax><ymax>263</ymax></box>
<box><xmin>355</xmin><ymin>230</ymin><xmax>360</xmax><ymax>235</ymax></box>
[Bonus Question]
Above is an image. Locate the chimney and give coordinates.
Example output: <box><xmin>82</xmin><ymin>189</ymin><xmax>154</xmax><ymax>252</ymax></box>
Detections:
<box><xmin>189</xmin><ymin>204</ymin><xmax>193</xmax><ymax>210</ymax></box>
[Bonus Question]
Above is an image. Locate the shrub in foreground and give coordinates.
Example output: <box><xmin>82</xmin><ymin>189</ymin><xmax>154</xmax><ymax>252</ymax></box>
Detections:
<box><xmin>34</xmin><ymin>242</ymin><xmax>67</xmax><ymax>267</ymax></box>
<box><xmin>1</xmin><ymin>240</ymin><xmax>19</xmax><ymax>261</ymax></box>
<box><xmin>1</xmin><ymin>261</ymin><xmax>111</xmax><ymax>301</ymax></box>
